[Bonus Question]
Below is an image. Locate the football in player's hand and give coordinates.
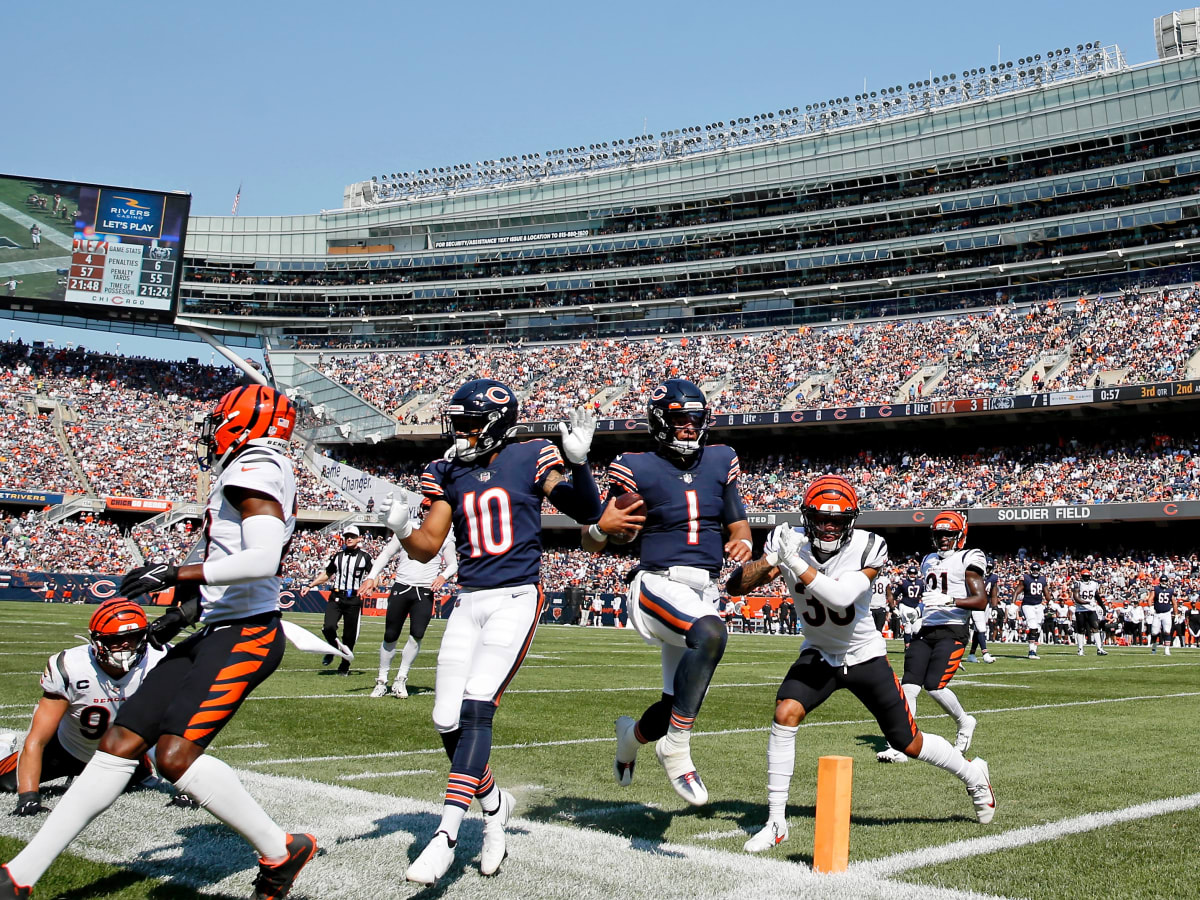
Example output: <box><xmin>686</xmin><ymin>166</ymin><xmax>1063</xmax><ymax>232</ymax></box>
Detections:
<box><xmin>614</xmin><ymin>492</ymin><xmax>644</xmax><ymax>510</ymax></box>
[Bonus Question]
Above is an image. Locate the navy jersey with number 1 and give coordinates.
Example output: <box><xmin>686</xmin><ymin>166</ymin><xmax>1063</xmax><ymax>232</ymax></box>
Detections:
<box><xmin>421</xmin><ymin>439</ymin><xmax>564</xmax><ymax>590</ymax></box>
<box><xmin>607</xmin><ymin>444</ymin><xmax>746</xmax><ymax>576</ymax></box>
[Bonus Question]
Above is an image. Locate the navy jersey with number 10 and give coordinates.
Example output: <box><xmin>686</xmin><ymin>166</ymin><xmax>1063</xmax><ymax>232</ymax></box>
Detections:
<box><xmin>608</xmin><ymin>444</ymin><xmax>745</xmax><ymax>576</ymax></box>
<box><xmin>421</xmin><ymin>439</ymin><xmax>564</xmax><ymax>590</ymax></box>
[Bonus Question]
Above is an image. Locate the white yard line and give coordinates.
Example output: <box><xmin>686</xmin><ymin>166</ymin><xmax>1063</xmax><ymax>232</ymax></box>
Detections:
<box><xmin>337</xmin><ymin>769</ymin><xmax>436</xmax><ymax>780</ymax></box>
<box><xmin>855</xmin><ymin>791</ymin><xmax>1200</xmax><ymax>877</ymax></box>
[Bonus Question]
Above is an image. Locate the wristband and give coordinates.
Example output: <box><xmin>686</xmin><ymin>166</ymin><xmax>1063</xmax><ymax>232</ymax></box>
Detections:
<box><xmin>738</xmin><ymin>538</ymin><xmax>753</xmax><ymax>552</ymax></box>
<box><xmin>587</xmin><ymin>523</ymin><xmax>608</xmax><ymax>543</ymax></box>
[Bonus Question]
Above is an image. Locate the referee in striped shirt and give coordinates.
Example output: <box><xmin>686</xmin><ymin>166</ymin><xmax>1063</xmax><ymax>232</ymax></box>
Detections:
<box><xmin>307</xmin><ymin>525</ymin><xmax>373</xmax><ymax>675</ymax></box>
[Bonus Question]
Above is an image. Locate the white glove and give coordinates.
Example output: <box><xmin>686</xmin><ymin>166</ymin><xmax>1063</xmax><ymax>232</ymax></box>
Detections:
<box><xmin>921</xmin><ymin>592</ymin><xmax>954</xmax><ymax>609</ymax></box>
<box><xmin>442</xmin><ymin>443</ymin><xmax>457</xmax><ymax>460</ymax></box>
<box><xmin>558</xmin><ymin>407</ymin><xmax>596</xmax><ymax>466</ymax></box>
<box><xmin>382</xmin><ymin>492</ymin><xmax>412</xmax><ymax>539</ymax></box>
<box><xmin>766</xmin><ymin>525</ymin><xmax>810</xmax><ymax>576</ymax></box>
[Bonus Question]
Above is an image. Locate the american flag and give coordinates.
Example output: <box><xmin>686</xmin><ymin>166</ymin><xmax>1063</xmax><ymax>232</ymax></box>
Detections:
<box><xmin>232</xmin><ymin>182</ymin><xmax>242</xmax><ymax>216</ymax></box>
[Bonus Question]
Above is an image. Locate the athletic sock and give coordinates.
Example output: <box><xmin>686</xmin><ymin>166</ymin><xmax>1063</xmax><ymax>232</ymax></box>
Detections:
<box><xmin>916</xmin><ymin>732</ymin><xmax>978</xmax><ymax>785</ymax></box>
<box><xmin>765</xmin><ymin>722</ymin><xmax>797</xmax><ymax>822</ymax></box>
<box><xmin>174</xmin><ymin>754</ymin><xmax>287</xmax><ymax>863</ymax></box>
<box><xmin>928</xmin><ymin>687</ymin><xmax>968</xmax><ymax>728</ymax></box>
<box><xmin>397</xmin><ymin>636</ymin><xmax>421</xmax><ymax>679</ymax></box>
<box><xmin>5</xmin><ymin>751</ymin><xmax>137</xmax><ymax>886</ymax></box>
<box><xmin>378</xmin><ymin>640</ymin><xmax>397</xmax><ymax>682</ymax></box>
<box><xmin>476</xmin><ymin>765</ymin><xmax>500</xmax><ymax>814</ymax></box>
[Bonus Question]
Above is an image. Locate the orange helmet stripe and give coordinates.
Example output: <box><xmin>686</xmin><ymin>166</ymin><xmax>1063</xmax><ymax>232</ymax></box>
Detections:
<box><xmin>803</xmin><ymin>475</ymin><xmax>859</xmax><ymax>511</ymax></box>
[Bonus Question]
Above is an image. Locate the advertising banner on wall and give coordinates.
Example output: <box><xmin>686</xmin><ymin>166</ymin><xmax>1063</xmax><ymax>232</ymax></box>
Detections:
<box><xmin>310</xmin><ymin>451</ymin><xmax>422</xmax><ymax>512</ymax></box>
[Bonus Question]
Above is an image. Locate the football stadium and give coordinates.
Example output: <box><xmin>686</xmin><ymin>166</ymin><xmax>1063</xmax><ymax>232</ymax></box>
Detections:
<box><xmin>2</xmin><ymin>9</ymin><xmax>1200</xmax><ymax>899</ymax></box>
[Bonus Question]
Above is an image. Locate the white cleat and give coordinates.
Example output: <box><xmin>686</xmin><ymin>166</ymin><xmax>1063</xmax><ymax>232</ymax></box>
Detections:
<box><xmin>1097</xmin><ymin>648</ymin><xmax>1108</xmax><ymax>656</ymax></box>
<box><xmin>655</xmin><ymin>736</ymin><xmax>708</xmax><ymax>806</ymax></box>
<box><xmin>614</xmin><ymin>716</ymin><xmax>639</xmax><ymax>786</ymax></box>
<box><xmin>743</xmin><ymin>819</ymin><xmax>789</xmax><ymax>853</ymax></box>
<box><xmin>1027</xmin><ymin>652</ymin><xmax>1040</xmax><ymax>659</ymax></box>
<box><xmin>1165</xmin><ymin>647</ymin><xmax>1172</xmax><ymax>656</ymax></box>
<box><xmin>405</xmin><ymin>830</ymin><xmax>456</xmax><ymax>885</ymax></box>
<box><xmin>480</xmin><ymin>789</ymin><xmax>515</xmax><ymax>876</ymax></box>
<box><xmin>982</xmin><ymin>653</ymin><xmax>996</xmax><ymax>664</ymax></box>
<box><xmin>370</xmin><ymin>680</ymin><xmax>388</xmax><ymax>698</ymax></box>
<box><xmin>955</xmin><ymin>715</ymin><xmax>978</xmax><ymax>755</ymax></box>
<box><xmin>876</xmin><ymin>746</ymin><xmax>909</xmax><ymax>763</ymax></box>
<box><xmin>391</xmin><ymin>677</ymin><xmax>408</xmax><ymax>698</ymax></box>
<box><xmin>967</xmin><ymin>758</ymin><xmax>996</xmax><ymax>824</ymax></box>
<box><xmin>1077</xmin><ymin>648</ymin><xmax>1085</xmax><ymax>656</ymax></box>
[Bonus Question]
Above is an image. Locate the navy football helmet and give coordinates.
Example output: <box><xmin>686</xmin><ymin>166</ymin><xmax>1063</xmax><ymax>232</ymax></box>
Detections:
<box><xmin>647</xmin><ymin>379</ymin><xmax>709</xmax><ymax>459</ymax></box>
<box><xmin>442</xmin><ymin>379</ymin><xmax>519</xmax><ymax>462</ymax></box>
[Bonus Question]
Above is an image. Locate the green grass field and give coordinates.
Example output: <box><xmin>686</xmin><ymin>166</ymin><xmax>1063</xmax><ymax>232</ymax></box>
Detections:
<box><xmin>1</xmin><ymin>602</ymin><xmax>1197</xmax><ymax>899</ymax></box>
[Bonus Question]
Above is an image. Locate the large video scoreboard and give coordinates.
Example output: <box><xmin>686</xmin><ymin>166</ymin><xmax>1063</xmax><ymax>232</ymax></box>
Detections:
<box><xmin>0</xmin><ymin>173</ymin><xmax>190</xmax><ymax>321</ymax></box>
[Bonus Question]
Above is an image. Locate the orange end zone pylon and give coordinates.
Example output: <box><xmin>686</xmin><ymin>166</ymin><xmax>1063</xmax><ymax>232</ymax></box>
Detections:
<box><xmin>812</xmin><ymin>754</ymin><xmax>853</xmax><ymax>873</ymax></box>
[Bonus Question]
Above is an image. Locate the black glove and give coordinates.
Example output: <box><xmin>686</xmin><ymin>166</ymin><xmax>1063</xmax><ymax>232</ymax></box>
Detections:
<box><xmin>120</xmin><ymin>563</ymin><xmax>179</xmax><ymax>601</ymax></box>
<box><xmin>146</xmin><ymin>583</ymin><xmax>203</xmax><ymax>650</ymax></box>
<box><xmin>14</xmin><ymin>791</ymin><xmax>46</xmax><ymax>817</ymax></box>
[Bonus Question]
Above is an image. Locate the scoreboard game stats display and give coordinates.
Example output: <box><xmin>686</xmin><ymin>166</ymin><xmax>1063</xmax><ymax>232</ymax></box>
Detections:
<box><xmin>0</xmin><ymin>173</ymin><xmax>191</xmax><ymax>319</ymax></box>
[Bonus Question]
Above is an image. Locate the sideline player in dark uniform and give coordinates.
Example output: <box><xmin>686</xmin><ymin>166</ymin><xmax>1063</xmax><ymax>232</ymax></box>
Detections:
<box><xmin>2</xmin><ymin>384</ymin><xmax>316</xmax><ymax>900</ymax></box>
<box><xmin>306</xmin><ymin>525</ymin><xmax>373</xmax><ymax>674</ymax></box>
<box><xmin>1017</xmin><ymin>563</ymin><xmax>1050</xmax><ymax>659</ymax></box>
<box><xmin>383</xmin><ymin>378</ymin><xmax>602</xmax><ymax>885</ymax></box>
<box><xmin>585</xmin><ymin>379</ymin><xmax>752</xmax><ymax>807</ymax></box>
<box><xmin>1147</xmin><ymin>575</ymin><xmax>1178</xmax><ymax>656</ymax></box>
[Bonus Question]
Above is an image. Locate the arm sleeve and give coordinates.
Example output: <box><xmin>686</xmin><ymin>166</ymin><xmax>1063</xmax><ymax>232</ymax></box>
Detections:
<box><xmin>201</xmin><ymin>515</ymin><xmax>286</xmax><ymax>586</ymax></box>
<box><xmin>548</xmin><ymin>459</ymin><xmax>603</xmax><ymax>524</ymax></box>
<box><xmin>325</xmin><ymin>556</ymin><xmax>337</xmax><ymax>576</ymax></box>
<box><xmin>722</xmin><ymin>479</ymin><xmax>748</xmax><ymax>524</ymax></box>
<box><xmin>805</xmin><ymin>570</ymin><xmax>872</xmax><ymax>611</ymax></box>
<box><xmin>438</xmin><ymin>532</ymin><xmax>458</xmax><ymax>580</ymax></box>
<box><xmin>365</xmin><ymin>536</ymin><xmax>403</xmax><ymax>582</ymax></box>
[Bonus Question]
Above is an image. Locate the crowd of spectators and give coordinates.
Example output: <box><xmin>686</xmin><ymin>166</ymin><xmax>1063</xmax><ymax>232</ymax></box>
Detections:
<box><xmin>312</xmin><ymin>286</ymin><xmax>1200</xmax><ymax>424</ymax></box>
<box><xmin>0</xmin><ymin>510</ymin><xmax>135</xmax><ymax>573</ymax></box>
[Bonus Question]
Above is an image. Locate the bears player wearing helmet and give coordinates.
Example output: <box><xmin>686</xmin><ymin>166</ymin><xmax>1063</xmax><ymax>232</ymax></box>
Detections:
<box><xmin>728</xmin><ymin>480</ymin><xmax>995</xmax><ymax>853</ymax></box>
<box><xmin>585</xmin><ymin>379</ymin><xmax>752</xmax><ymax>808</ymax></box>
<box><xmin>1016</xmin><ymin>561</ymin><xmax>1051</xmax><ymax>658</ymax></box>
<box><xmin>2</xmin><ymin>384</ymin><xmax>317</xmax><ymax>900</ymax></box>
<box><xmin>1145</xmin><ymin>574</ymin><xmax>1179</xmax><ymax>656</ymax></box>
<box><xmin>876</xmin><ymin>511</ymin><xmax>987</xmax><ymax>764</ymax></box>
<box><xmin>383</xmin><ymin>379</ymin><xmax>601</xmax><ymax>885</ymax></box>
<box><xmin>0</xmin><ymin>601</ymin><xmax>167</xmax><ymax>815</ymax></box>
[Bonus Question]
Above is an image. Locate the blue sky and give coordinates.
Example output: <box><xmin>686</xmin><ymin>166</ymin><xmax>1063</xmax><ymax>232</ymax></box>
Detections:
<box><xmin>1</xmin><ymin>0</ymin><xmax>1165</xmax><ymax>360</ymax></box>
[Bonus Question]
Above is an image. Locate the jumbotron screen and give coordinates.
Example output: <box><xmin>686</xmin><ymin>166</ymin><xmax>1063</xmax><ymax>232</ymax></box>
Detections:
<box><xmin>0</xmin><ymin>172</ymin><xmax>190</xmax><ymax>318</ymax></box>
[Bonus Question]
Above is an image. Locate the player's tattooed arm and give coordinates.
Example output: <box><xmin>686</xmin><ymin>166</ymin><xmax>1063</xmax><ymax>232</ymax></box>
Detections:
<box><xmin>726</xmin><ymin>557</ymin><xmax>780</xmax><ymax>595</ymax></box>
<box><xmin>542</xmin><ymin>470</ymin><xmax>564</xmax><ymax>493</ymax></box>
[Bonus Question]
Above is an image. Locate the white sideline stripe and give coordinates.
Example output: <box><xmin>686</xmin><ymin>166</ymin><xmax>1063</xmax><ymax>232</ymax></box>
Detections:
<box><xmin>695</xmin><ymin>827</ymin><xmax>753</xmax><ymax>841</ymax></box>
<box><xmin>242</xmin><ymin>690</ymin><xmax>1200</xmax><ymax>767</ymax></box>
<box><xmin>855</xmin><ymin>791</ymin><xmax>1200</xmax><ymax>877</ymax></box>
<box><xmin>337</xmin><ymin>769</ymin><xmax>436</xmax><ymax>780</ymax></box>
<box><xmin>216</xmin><ymin>741</ymin><xmax>268</xmax><ymax>750</ymax></box>
<box><xmin>953</xmin><ymin>682</ymin><xmax>1030</xmax><ymax>688</ymax></box>
<box><xmin>556</xmin><ymin>802</ymin><xmax>661</xmax><ymax>819</ymax></box>
<box><xmin>0</xmin><ymin>768</ymin><xmax>1000</xmax><ymax>900</ymax></box>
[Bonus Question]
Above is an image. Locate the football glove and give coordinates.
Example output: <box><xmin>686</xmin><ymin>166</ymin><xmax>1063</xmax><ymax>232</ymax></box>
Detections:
<box><xmin>558</xmin><ymin>407</ymin><xmax>596</xmax><ymax>466</ymax></box>
<box><xmin>766</xmin><ymin>525</ymin><xmax>810</xmax><ymax>576</ymax></box>
<box><xmin>14</xmin><ymin>792</ymin><xmax>46</xmax><ymax>817</ymax></box>
<box><xmin>382</xmin><ymin>492</ymin><xmax>412</xmax><ymax>539</ymax></box>
<box><xmin>120</xmin><ymin>563</ymin><xmax>179</xmax><ymax>600</ymax></box>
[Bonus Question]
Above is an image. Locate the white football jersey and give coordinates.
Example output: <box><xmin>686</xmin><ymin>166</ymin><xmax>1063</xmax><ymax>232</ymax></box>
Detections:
<box><xmin>765</xmin><ymin>526</ymin><xmax>888</xmax><ymax>666</ymax></box>
<box><xmin>870</xmin><ymin>573</ymin><xmax>890</xmax><ymax>610</ymax></box>
<box><xmin>40</xmin><ymin>643</ymin><xmax>166</xmax><ymax>763</ymax></box>
<box><xmin>1076</xmin><ymin>579</ymin><xmax>1102</xmax><ymax>612</ymax></box>
<box><xmin>201</xmin><ymin>445</ymin><xmax>297</xmax><ymax>623</ymax></box>
<box><xmin>919</xmin><ymin>548</ymin><xmax>987</xmax><ymax>627</ymax></box>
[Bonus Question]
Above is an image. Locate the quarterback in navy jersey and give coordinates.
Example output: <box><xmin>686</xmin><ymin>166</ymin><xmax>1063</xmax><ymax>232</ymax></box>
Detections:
<box><xmin>584</xmin><ymin>379</ymin><xmax>751</xmax><ymax>807</ymax></box>
<box><xmin>383</xmin><ymin>378</ymin><xmax>601</xmax><ymax>885</ymax></box>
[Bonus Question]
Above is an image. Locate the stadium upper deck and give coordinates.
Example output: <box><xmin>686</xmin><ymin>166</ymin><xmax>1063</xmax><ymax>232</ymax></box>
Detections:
<box><xmin>178</xmin><ymin>27</ymin><xmax>1200</xmax><ymax>349</ymax></box>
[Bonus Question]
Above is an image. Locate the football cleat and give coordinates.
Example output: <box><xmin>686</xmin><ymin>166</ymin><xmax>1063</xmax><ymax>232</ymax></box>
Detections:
<box><xmin>966</xmin><ymin>654</ymin><xmax>977</xmax><ymax>664</ymax></box>
<box><xmin>336</xmin><ymin>660</ymin><xmax>351</xmax><ymax>676</ymax></box>
<box><xmin>1027</xmin><ymin>652</ymin><xmax>1040</xmax><ymax>659</ymax></box>
<box><xmin>405</xmin><ymin>830</ymin><xmax>456</xmax><ymax>885</ymax></box>
<box><xmin>876</xmin><ymin>746</ymin><xmax>909</xmax><ymax>763</ymax></box>
<box><xmin>0</xmin><ymin>865</ymin><xmax>31</xmax><ymax>900</ymax></box>
<box><xmin>654</xmin><ymin>736</ymin><xmax>708</xmax><ymax>806</ymax></box>
<box><xmin>167</xmin><ymin>791</ymin><xmax>200</xmax><ymax>810</ymax></box>
<box><xmin>1097</xmin><ymin>648</ymin><xmax>1109</xmax><ymax>656</ymax></box>
<box><xmin>252</xmin><ymin>832</ymin><xmax>317</xmax><ymax>900</ymax></box>
<box><xmin>1151</xmin><ymin>646</ymin><xmax>1157</xmax><ymax>654</ymax></box>
<box><xmin>480</xmin><ymin>789</ymin><xmax>515</xmax><ymax>877</ymax></box>
<box><xmin>967</xmin><ymin>758</ymin><xmax>996</xmax><ymax>824</ymax></box>
<box><xmin>370</xmin><ymin>680</ymin><xmax>388</xmax><ymax>698</ymax></box>
<box><xmin>743</xmin><ymin>819</ymin><xmax>789</xmax><ymax>853</ymax></box>
<box><xmin>321</xmin><ymin>654</ymin><xmax>333</xmax><ymax>667</ymax></box>
<box><xmin>391</xmin><ymin>677</ymin><xmax>409</xmax><ymax>699</ymax></box>
<box><xmin>1165</xmin><ymin>647</ymin><xmax>1172</xmax><ymax>656</ymax></box>
<box><xmin>955</xmin><ymin>715</ymin><xmax>978</xmax><ymax>755</ymax></box>
<box><xmin>614</xmin><ymin>716</ymin><xmax>639</xmax><ymax>786</ymax></box>
<box><xmin>1077</xmin><ymin>648</ymin><xmax>1085</xmax><ymax>656</ymax></box>
<box><xmin>982</xmin><ymin>653</ymin><xmax>995</xmax><ymax>664</ymax></box>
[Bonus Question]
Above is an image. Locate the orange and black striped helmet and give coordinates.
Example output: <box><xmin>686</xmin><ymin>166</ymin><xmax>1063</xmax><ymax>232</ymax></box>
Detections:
<box><xmin>199</xmin><ymin>384</ymin><xmax>295</xmax><ymax>470</ymax></box>
<box><xmin>89</xmin><ymin>598</ymin><xmax>148</xmax><ymax>673</ymax></box>
<box><xmin>931</xmin><ymin>510</ymin><xmax>968</xmax><ymax>557</ymax></box>
<box><xmin>801</xmin><ymin>475</ymin><xmax>859</xmax><ymax>554</ymax></box>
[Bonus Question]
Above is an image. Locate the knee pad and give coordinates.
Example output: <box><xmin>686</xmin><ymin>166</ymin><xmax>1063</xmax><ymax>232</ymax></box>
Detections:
<box><xmin>686</xmin><ymin>615</ymin><xmax>728</xmax><ymax>661</ymax></box>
